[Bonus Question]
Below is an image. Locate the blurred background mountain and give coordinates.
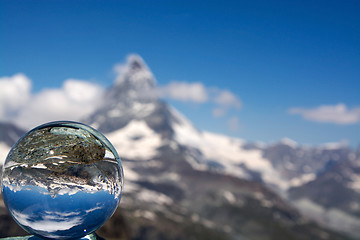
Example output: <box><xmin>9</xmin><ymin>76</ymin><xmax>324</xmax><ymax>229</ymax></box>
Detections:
<box><xmin>0</xmin><ymin>55</ymin><xmax>359</xmax><ymax>240</ymax></box>
<box><xmin>1</xmin><ymin>1</ymin><xmax>359</xmax><ymax>239</ymax></box>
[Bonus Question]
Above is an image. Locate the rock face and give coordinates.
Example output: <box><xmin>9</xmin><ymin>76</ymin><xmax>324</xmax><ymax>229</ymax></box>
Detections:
<box><xmin>0</xmin><ymin>55</ymin><xmax>358</xmax><ymax>239</ymax></box>
<box><xmin>0</xmin><ymin>122</ymin><xmax>25</xmax><ymax>147</ymax></box>
<box><xmin>0</xmin><ymin>122</ymin><xmax>26</xmax><ymax>166</ymax></box>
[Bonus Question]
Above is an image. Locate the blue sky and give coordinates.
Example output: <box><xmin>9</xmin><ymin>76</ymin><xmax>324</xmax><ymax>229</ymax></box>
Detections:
<box><xmin>0</xmin><ymin>0</ymin><xmax>359</xmax><ymax>146</ymax></box>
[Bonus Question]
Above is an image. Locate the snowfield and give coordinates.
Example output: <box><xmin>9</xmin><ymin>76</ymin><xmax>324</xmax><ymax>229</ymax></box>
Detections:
<box><xmin>106</xmin><ymin>120</ymin><xmax>162</xmax><ymax>161</ymax></box>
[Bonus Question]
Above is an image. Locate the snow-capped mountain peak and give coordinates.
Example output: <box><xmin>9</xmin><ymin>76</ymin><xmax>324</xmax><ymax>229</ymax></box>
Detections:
<box><xmin>85</xmin><ymin>55</ymin><xmax>166</xmax><ymax>133</ymax></box>
<box><xmin>280</xmin><ymin>138</ymin><xmax>298</xmax><ymax>148</ymax></box>
<box><xmin>113</xmin><ymin>54</ymin><xmax>156</xmax><ymax>94</ymax></box>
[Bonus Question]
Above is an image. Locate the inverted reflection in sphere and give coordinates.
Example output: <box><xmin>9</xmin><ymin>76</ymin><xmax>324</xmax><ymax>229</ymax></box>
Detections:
<box><xmin>1</xmin><ymin>121</ymin><xmax>124</xmax><ymax>239</ymax></box>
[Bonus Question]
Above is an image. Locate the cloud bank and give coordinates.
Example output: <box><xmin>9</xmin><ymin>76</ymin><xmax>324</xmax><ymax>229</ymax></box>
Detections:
<box><xmin>289</xmin><ymin>103</ymin><xmax>360</xmax><ymax>125</ymax></box>
<box><xmin>0</xmin><ymin>73</ymin><xmax>31</xmax><ymax>120</ymax></box>
<box><xmin>156</xmin><ymin>81</ymin><xmax>208</xmax><ymax>103</ymax></box>
<box><xmin>0</xmin><ymin>74</ymin><xmax>104</xmax><ymax>129</ymax></box>
<box><xmin>1</xmin><ymin>58</ymin><xmax>242</xmax><ymax>131</ymax></box>
<box><xmin>156</xmin><ymin>81</ymin><xmax>242</xmax><ymax>117</ymax></box>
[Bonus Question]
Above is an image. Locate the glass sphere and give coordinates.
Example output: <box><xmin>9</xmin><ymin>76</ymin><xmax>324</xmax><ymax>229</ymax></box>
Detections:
<box><xmin>1</xmin><ymin>121</ymin><xmax>124</xmax><ymax>239</ymax></box>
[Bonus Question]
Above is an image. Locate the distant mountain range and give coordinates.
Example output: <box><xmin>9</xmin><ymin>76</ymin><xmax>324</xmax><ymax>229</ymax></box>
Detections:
<box><xmin>0</xmin><ymin>55</ymin><xmax>359</xmax><ymax>240</ymax></box>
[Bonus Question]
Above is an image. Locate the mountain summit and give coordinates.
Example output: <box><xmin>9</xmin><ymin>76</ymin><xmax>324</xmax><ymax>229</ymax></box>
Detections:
<box><xmin>112</xmin><ymin>54</ymin><xmax>156</xmax><ymax>100</ymax></box>
<box><xmin>84</xmin><ymin>55</ymin><xmax>360</xmax><ymax>239</ymax></box>
<box><xmin>84</xmin><ymin>55</ymin><xmax>182</xmax><ymax>139</ymax></box>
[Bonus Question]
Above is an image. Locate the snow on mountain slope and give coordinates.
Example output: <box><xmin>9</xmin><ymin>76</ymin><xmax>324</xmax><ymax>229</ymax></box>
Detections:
<box><xmin>279</xmin><ymin>138</ymin><xmax>298</xmax><ymax>148</ymax></box>
<box><xmin>170</xmin><ymin>107</ymin><xmax>288</xmax><ymax>190</ymax></box>
<box><xmin>83</xmin><ymin>55</ymin><xmax>289</xmax><ymax>191</ymax></box>
<box><xmin>200</xmin><ymin>131</ymin><xmax>288</xmax><ymax>189</ymax></box>
<box><xmin>106</xmin><ymin>120</ymin><xmax>162</xmax><ymax>161</ymax></box>
<box><xmin>347</xmin><ymin>173</ymin><xmax>360</xmax><ymax>193</ymax></box>
<box><xmin>293</xmin><ymin>198</ymin><xmax>360</xmax><ymax>236</ymax></box>
<box><xmin>288</xmin><ymin>173</ymin><xmax>316</xmax><ymax>188</ymax></box>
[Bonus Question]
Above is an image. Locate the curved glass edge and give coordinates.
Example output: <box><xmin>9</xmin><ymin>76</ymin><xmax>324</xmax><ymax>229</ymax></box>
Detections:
<box><xmin>0</xmin><ymin>121</ymin><xmax>123</xmax><ymax>239</ymax></box>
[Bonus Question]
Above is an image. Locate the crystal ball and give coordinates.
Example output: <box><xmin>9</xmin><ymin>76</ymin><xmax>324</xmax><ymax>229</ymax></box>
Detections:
<box><xmin>1</xmin><ymin>121</ymin><xmax>124</xmax><ymax>239</ymax></box>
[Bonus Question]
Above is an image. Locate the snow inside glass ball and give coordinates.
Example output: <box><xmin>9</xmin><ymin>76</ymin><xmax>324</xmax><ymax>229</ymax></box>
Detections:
<box><xmin>1</xmin><ymin>121</ymin><xmax>124</xmax><ymax>239</ymax></box>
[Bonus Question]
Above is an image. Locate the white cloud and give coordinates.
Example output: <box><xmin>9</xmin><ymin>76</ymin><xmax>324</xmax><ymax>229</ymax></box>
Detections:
<box><xmin>156</xmin><ymin>81</ymin><xmax>242</xmax><ymax>118</ymax></box>
<box><xmin>63</xmin><ymin>79</ymin><xmax>103</xmax><ymax>103</ymax></box>
<box><xmin>0</xmin><ymin>73</ymin><xmax>31</xmax><ymax>120</ymax></box>
<box><xmin>289</xmin><ymin>103</ymin><xmax>360</xmax><ymax>125</ymax></box>
<box><xmin>213</xmin><ymin>90</ymin><xmax>242</xmax><ymax>109</ymax></box>
<box><xmin>156</xmin><ymin>81</ymin><xmax>208</xmax><ymax>103</ymax></box>
<box><xmin>228</xmin><ymin>116</ymin><xmax>240</xmax><ymax>131</ymax></box>
<box><xmin>12</xmin><ymin>209</ymin><xmax>83</xmax><ymax>232</ymax></box>
<box><xmin>0</xmin><ymin>74</ymin><xmax>104</xmax><ymax>129</ymax></box>
<box><xmin>17</xmin><ymin>79</ymin><xmax>104</xmax><ymax>129</ymax></box>
<box><xmin>0</xmin><ymin>68</ymin><xmax>242</xmax><ymax>130</ymax></box>
<box><xmin>212</xmin><ymin>108</ymin><xmax>226</xmax><ymax>117</ymax></box>
<box><xmin>210</xmin><ymin>88</ymin><xmax>242</xmax><ymax>117</ymax></box>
